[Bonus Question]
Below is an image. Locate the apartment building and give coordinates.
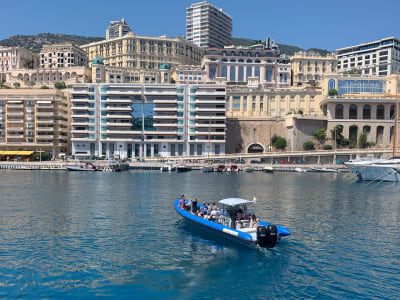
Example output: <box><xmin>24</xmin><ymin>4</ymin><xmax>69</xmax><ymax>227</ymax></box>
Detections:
<box><xmin>202</xmin><ymin>41</ymin><xmax>291</xmax><ymax>87</ymax></box>
<box><xmin>106</xmin><ymin>18</ymin><xmax>132</xmax><ymax>40</ymax></box>
<box><xmin>186</xmin><ymin>1</ymin><xmax>232</xmax><ymax>48</ymax></box>
<box><xmin>0</xmin><ymin>89</ymin><xmax>69</xmax><ymax>157</ymax></box>
<box><xmin>70</xmin><ymin>83</ymin><xmax>226</xmax><ymax>159</ymax></box>
<box><xmin>174</xmin><ymin>65</ymin><xmax>204</xmax><ymax>84</ymax></box>
<box><xmin>0</xmin><ymin>46</ymin><xmax>38</xmax><ymax>82</ymax></box>
<box><xmin>336</xmin><ymin>37</ymin><xmax>400</xmax><ymax>76</ymax></box>
<box><xmin>290</xmin><ymin>51</ymin><xmax>337</xmax><ymax>87</ymax></box>
<box><xmin>80</xmin><ymin>31</ymin><xmax>204</xmax><ymax>70</ymax></box>
<box><xmin>40</xmin><ymin>44</ymin><xmax>88</xmax><ymax>69</ymax></box>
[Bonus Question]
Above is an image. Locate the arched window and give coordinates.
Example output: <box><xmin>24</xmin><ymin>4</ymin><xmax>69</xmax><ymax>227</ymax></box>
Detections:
<box><xmin>254</xmin><ymin>60</ymin><xmax>261</xmax><ymax>63</ymax></box>
<box><xmin>238</xmin><ymin>66</ymin><xmax>244</xmax><ymax>82</ymax></box>
<box><xmin>221</xmin><ymin>58</ymin><xmax>228</xmax><ymax>62</ymax></box>
<box><xmin>349</xmin><ymin>104</ymin><xmax>357</xmax><ymax>119</ymax></box>
<box><xmin>238</xmin><ymin>59</ymin><xmax>244</xmax><ymax>63</ymax></box>
<box><xmin>349</xmin><ymin>125</ymin><xmax>358</xmax><ymax>145</ymax></box>
<box><xmin>390</xmin><ymin>104</ymin><xmax>395</xmax><ymax>119</ymax></box>
<box><xmin>335</xmin><ymin>104</ymin><xmax>344</xmax><ymax>119</ymax></box>
<box><xmin>255</xmin><ymin>52</ymin><xmax>259</xmax><ymax>57</ymax></box>
<box><xmin>266</xmin><ymin>67</ymin><xmax>272</xmax><ymax>82</ymax></box>
<box><xmin>376</xmin><ymin>104</ymin><xmax>385</xmax><ymax>119</ymax></box>
<box><xmin>229</xmin><ymin>59</ymin><xmax>236</xmax><ymax>62</ymax></box>
<box><xmin>376</xmin><ymin>126</ymin><xmax>384</xmax><ymax>144</ymax></box>
<box><xmin>363</xmin><ymin>104</ymin><xmax>371</xmax><ymax>119</ymax></box>
<box><xmin>222</xmin><ymin>51</ymin><xmax>227</xmax><ymax>56</ymax></box>
<box><xmin>231</xmin><ymin>51</ymin><xmax>235</xmax><ymax>56</ymax></box>
<box><xmin>221</xmin><ymin>65</ymin><xmax>227</xmax><ymax>78</ymax></box>
<box><xmin>247</xmin><ymin>52</ymin><xmax>251</xmax><ymax>57</ymax></box>
<box><xmin>246</xmin><ymin>59</ymin><xmax>252</xmax><ymax>63</ymax></box>
<box><xmin>254</xmin><ymin>66</ymin><xmax>260</xmax><ymax>78</ymax></box>
<box><xmin>246</xmin><ymin>66</ymin><xmax>252</xmax><ymax>79</ymax></box>
<box><xmin>323</xmin><ymin>105</ymin><xmax>327</xmax><ymax>116</ymax></box>
<box><xmin>229</xmin><ymin>66</ymin><xmax>236</xmax><ymax>82</ymax></box>
<box><xmin>328</xmin><ymin>79</ymin><xmax>336</xmax><ymax>90</ymax></box>
<box><xmin>239</xmin><ymin>51</ymin><xmax>243</xmax><ymax>56</ymax></box>
<box><xmin>96</xmin><ymin>68</ymin><xmax>101</xmax><ymax>78</ymax></box>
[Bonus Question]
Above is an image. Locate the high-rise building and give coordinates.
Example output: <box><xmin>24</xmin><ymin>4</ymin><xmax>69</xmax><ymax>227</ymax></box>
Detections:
<box><xmin>106</xmin><ymin>18</ymin><xmax>132</xmax><ymax>40</ymax></box>
<box><xmin>0</xmin><ymin>89</ymin><xmax>69</xmax><ymax>157</ymax></box>
<box><xmin>186</xmin><ymin>1</ymin><xmax>232</xmax><ymax>48</ymax></box>
<box><xmin>336</xmin><ymin>37</ymin><xmax>400</xmax><ymax>76</ymax></box>
<box><xmin>70</xmin><ymin>83</ymin><xmax>226</xmax><ymax>159</ymax></box>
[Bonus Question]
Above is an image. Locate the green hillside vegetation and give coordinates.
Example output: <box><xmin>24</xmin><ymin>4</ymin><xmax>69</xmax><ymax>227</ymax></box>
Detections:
<box><xmin>0</xmin><ymin>33</ymin><xmax>103</xmax><ymax>53</ymax></box>
<box><xmin>231</xmin><ymin>37</ymin><xmax>330</xmax><ymax>56</ymax></box>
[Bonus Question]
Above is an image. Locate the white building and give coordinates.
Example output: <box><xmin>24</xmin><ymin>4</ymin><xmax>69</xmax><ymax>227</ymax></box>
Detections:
<box><xmin>186</xmin><ymin>1</ymin><xmax>232</xmax><ymax>48</ymax></box>
<box><xmin>0</xmin><ymin>46</ymin><xmax>38</xmax><ymax>83</ymax></box>
<box><xmin>70</xmin><ymin>83</ymin><xmax>226</xmax><ymax>159</ymax></box>
<box><xmin>106</xmin><ymin>18</ymin><xmax>132</xmax><ymax>40</ymax></box>
<box><xmin>336</xmin><ymin>37</ymin><xmax>400</xmax><ymax>76</ymax></box>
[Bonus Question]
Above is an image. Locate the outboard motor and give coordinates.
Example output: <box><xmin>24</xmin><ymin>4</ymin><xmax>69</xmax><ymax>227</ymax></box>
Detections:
<box><xmin>257</xmin><ymin>225</ymin><xmax>278</xmax><ymax>248</ymax></box>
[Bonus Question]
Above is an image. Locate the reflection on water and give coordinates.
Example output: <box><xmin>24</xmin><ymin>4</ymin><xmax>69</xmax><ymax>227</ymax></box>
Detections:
<box><xmin>0</xmin><ymin>171</ymin><xmax>399</xmax><ymax>299</ymax></box>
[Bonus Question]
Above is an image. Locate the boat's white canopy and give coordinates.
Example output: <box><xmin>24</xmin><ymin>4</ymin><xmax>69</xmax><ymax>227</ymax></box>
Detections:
<box><xmin>218</xmin><ymin>198</ymin><xmax>253</xmax><ymax>206</ymax></box>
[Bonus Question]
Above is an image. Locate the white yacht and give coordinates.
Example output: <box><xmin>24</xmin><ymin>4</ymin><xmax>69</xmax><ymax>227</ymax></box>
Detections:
<box><xmin>345</xmin><ymin>157</ymin><xmax>400</xmax><ymax>182</ymax></box>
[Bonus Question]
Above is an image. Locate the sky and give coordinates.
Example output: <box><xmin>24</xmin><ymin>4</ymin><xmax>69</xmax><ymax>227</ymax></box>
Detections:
<box><xmin>1</xmin><ymin>0</ymin><xmax>400</xmax><ymax>51</ymax></box>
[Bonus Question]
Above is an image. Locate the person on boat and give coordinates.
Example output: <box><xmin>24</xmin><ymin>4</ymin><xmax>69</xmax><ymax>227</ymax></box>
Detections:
<box><xmin>250</xmin><ymin>214</ymin><xmax>259</xmax><ymax>228</ymax></box>
<box><xmin>243</xmin><ymin>206</ymin><xmax>251</xmax><ymax>219</ymax></box>
<box><xmin>178</xmin><ymin>195</ymin><xmax>185</xmax><ymax>209</ymax></box>
<box><xmin>192</xmin><ymin>197</ymin><xmax>198</xmax><ymax>214</ymax></box>
<box><xmin>237</xmin><ymin>208</ymin><xmax>244</xmax><ymax>221</ymax></box>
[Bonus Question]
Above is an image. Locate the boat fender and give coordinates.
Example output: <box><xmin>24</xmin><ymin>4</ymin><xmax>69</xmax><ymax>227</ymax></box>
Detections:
<box><xmin>257</xmin><ymin>225</ymin><xmax>278</xmax><ymax>248</ymax></box>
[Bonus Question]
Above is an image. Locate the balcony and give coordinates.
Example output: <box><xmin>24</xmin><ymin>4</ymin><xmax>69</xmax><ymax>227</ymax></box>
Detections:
<box><xmin>195</xmin><ymin>100</ymin><xmax>225</xmax><ymax>104</ymax></box>
<box><xmin>36</xmin><ymin>127</ymin><xmax>54</xmax><ymax>131</ymax></box>
<box><xmin>71</xmin><ymin>121</ymin><xmax>89</xmax><ymax>126</ymax></box>
<box><xmin>106</xmin><ymin>130</ymin><xmax>141</xmax><ymax>135</ymax></box>
<box><xmin>106</xmin><ymin>99</ymin><xmax>132</xmax><ymax>103</ymax></box>
<box><xmin>36</xmin><ymin>135</ymin><xmax>54</xmax><ymax>139</ymax></box>
<box><xmin>71</xmin><ymin>98</ymin><xmax>91</xmax><ymax>102</ymax></box>
<box><xmin>144</xmin><ymin>89</ymin><xmax>177</xmax><ymax>96</ymax></box>
<box><xmin>36</xmin><ymin>119</ymin><xmax>54</xmax><ymax>124</ymax></box>
<box><xmin>106</xmin><ymin>114</ymin><xmax>132</xmax><ymax>119</ymax></box>
<box><xmin>7</xmin><ymin>112</ymin><xmax>24</xmax><ymax>116</ymax></box>
<box><xmin>153</xmin><ymin>123</ymin><xmax>178</xmax><ymax>127</ymax></box>
<box><xmin>71</xmin><ymin>130</ymin><xmax>89</xmax><ymax>134</ymax></box>
<box><xmin>105</xmin><ymin>106</ymin><xmax>132</xmax><ymax>111</ymax></box>
<box><xmin>146</xmin><ymin>130</ymin><xmax>178</xmax><ymax>135</ymax></box>
<box><xmin>7</xmin><ymin>104</ymin><xmax>24</xmax><ymax>109</ymax></box>
<box><xmin>195</xmin><ymin>90</ymin><xmax>225</xmax><ymax>96</ymax></box>
<box><xmin>153</xmin><ymin>99</ymin><xmax>178</xmax><ymax>104</ymax></box>
<box><xmin>153</xmin><ymin>107</ymin><xmax>178</xmax><ymax>112</ymax></box>
<box><xmin>71</xmin><ymin>113</ymin><xmax>90</xmax><ymax>118</ymax></box>
<box><xmin>7</xmin><ymin>119</ymin><xmax>24</xmax><ymax>123</ymax></box>
<box><xmin>36</xmin><ymin>112</ymin><xmax>54</xmax><ymax>117</ymax></box>
<box><xmin>196</xmin><ymin>107</ymin><xmax>225</xmax><ymax>112</ymax></box>
<box><xmin>153</xmin><ymin>115</ymin><xmax>178</xmax><ymax>119</ymax></box>
<box><xmin>71</xmin><ymin>105</ymin><xmax>89</xmax><ymax>110</ymax></box>
<box><xmin>195</xmin><ymin>131</ymin><xmax>225</xmax><ymax>135</ymax></box>
<box><xmin>106</xmin><ymin>122</ymin><xmax>132</xmax><ymax>127</ymax></box>
<box><xmin>195</xmin><ymin>115</ymin><xmax>226</xmax><ymax>120</ymax></box>
<box><xmin>195</xmin><ymin>123</ymin><xmax>225</xmax><ymax>128</ymax></box>
<box><xmin>7</xmin><ymin>126</ymin><xmax>24</xmax><ymax>131</ymax></box>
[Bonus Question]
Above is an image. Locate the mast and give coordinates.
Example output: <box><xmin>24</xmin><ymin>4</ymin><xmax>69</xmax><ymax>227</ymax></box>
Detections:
<box><xmin>393</xmin><ymin>79</ymin><xmax>399</xmax><ymax>157</ymax></box>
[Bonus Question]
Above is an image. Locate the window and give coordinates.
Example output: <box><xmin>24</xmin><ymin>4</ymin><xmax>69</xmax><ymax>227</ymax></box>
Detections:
<box><xmin>349</xmin><ymin>104</ymin><xmax>357</xmax><ymax>119</ymax></box>
<box><xmin>363</xmin><ymin>104</ymin><xmax>371</xmax><ymax>119</ymax></box>
<box><xmin>376</xmin><ymin>104</ymin><xmax>384</xmax><ymax>119</ymax></box>
<box><xmin>335</xmin><ymin>104</ymin><xmax>343</xmax><ymax>119</ymax></box>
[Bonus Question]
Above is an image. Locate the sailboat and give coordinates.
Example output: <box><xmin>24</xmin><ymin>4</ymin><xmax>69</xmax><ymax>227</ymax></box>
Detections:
<box><xmin>345</xmin><ymin>86</ymin><xmax>400</xmax><ymax>182</ymax></box>
<box><xmin>203</xmin><ymin>117</ymin><xmax>214</xmax><ymax>173</ymax></box>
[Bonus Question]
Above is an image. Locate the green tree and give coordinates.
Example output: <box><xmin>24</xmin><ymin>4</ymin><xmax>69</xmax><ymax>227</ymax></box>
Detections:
<box><xmin>328</xmin><ymin>88</ymin><xmax>338</xmax><ymax>96</ymax></box>
<box><xmin>358</xmin><ymin>131</ymin><xmax>368</xmax><ymax>149</ymax></box>
<box><xmin>303</xmin><ymin>141</ymin><xmax>315</xmax><ymax>150</ymax></box>
<box><xmin>13</xmin><ymin>82</ymin><xmax>20</xmax><ymax>89</ymax></box>
<box><xmin>331</xmin><ymin>125</ymin><xmax>347</xmax><ymax>147</ymax></box>
<box><xmin>271</xmin><ymin>135</ymin><xmax>287</xmax><ymax>150</ymax></box>
<box><xmin>313</xmin><ymin>128</ymin><xmax>326</xmax><ymax>144</ymax></box>
<box><xmin>54</xmin><ymin>81</ymin><xmax>66</xmax><ymax>89</ymax></box>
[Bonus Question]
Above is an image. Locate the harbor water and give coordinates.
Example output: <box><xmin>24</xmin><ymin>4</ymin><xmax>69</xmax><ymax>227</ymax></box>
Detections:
<box><xmin>0</xmin><ymin>171</ymin><xmax>399</xmax><ymax>299</ymax></box>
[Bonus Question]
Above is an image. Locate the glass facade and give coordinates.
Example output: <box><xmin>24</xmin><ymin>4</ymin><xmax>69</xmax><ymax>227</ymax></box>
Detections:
<box><xmin>338</xmin><ymin>80</ymin><xmax>384</xmax><ymax>95</ymax></box>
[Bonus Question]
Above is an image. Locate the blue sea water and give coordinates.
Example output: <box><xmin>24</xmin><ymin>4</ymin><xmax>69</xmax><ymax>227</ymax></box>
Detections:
<box><xmin>0</xmin><ymin>170</ymin><xmax>399</xmax><ymax>299</ymax></box>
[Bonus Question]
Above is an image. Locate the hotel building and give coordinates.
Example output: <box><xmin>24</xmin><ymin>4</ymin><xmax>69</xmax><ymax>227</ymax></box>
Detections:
<box><xmin>70</xmin><ymin>83</ymin><xmax>226</xmax><ymax>159</ymax></box>
<box><xmin>174</xmin><ymin>65</ymin><xmax>204</xmax><ymax>84</ymax></box>
<box><xmin>80</xmin><ymin>31</ymin><xmax>204</xmax><ymax>70</ymax></box>
<box><xmin>336</xmin><ymin>37</ymin><xmax>400</xmax><ymax>76</ymax></box>
<box><xmin>186</xmin><ymin>1</ymin><xmax>232</xmax><ymax>48</ymax></box>
<box><xmin>290</xmin><ymin>51</ymin><xmax>337</xmax><ymax>87</ymax></box>
<box><xmin>0</xmin><ymin>89</ymin><xmax>69</xmax><ymax>157</ymax></box>
<box><xmin>202</xmin><ymin>42</ymin><xmax>291</xmax><ymax>87</ymax></box>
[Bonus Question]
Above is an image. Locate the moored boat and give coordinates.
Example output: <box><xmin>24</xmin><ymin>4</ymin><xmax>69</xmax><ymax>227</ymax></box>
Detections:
<box><xmin>345</xmin><ymin>157</ymin><xmax>400</xmax><ymax>182</ymax></box>
<box><xmin>203</xmin><ymin>166</ymin><xmax>214</xmax><ymax>173</ymax></box>
<box><xmin>310</xmin><ymin>167</ymin><xmax>339</xmax><ymax>173</ymax></box>
<box><xmin>243</xmin><ymin>167</ymin><xmax>254</xmax><ymax>173</ymax></box>
<box><xmin>66</xmin><ymin>163</ymin><xmax>97</xmax><ymax>171</ymax></box>
<box><xmin>174</xmin><ymin>197</ymin><xmax>290</xmax><ymax>248</ymax></box>
<box><xmin>177</xmin><ymin>165</ymin><xmax>192</xmax><ymax>172</ymax></box>
<box><xmin>262</xmin><ymin>166</ymin><xmax>274</xmax><ymax>173</ymax></box>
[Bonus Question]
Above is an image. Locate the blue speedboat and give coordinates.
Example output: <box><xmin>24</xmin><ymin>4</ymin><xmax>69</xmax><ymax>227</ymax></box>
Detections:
<box><xmin>174</xmin><ymin>198</ymin><xmax>290</xmax><ymax>248</ymax></box>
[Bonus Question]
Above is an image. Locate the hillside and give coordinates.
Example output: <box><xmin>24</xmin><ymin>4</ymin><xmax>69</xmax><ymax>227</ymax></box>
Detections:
<box><xmin>232</xmin><ymin>37</ymin><xmax>330</xmax><ymax>56</ymax></box>
<box><xmin>0</xmin><ymin>33</ymin><xmax>103</xmax><ymax>53</ymax></box>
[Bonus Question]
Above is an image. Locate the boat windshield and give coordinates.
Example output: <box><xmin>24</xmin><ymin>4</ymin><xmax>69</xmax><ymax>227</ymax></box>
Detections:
<box><xmin>218</xmin><ymin>198</ymin><xmax>253</xmax><ymax>207</ymax></box>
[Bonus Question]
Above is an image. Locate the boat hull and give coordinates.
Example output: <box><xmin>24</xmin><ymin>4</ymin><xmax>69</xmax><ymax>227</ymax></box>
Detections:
<box><xmin>174</xmin><ymin>199</ymin><xmax>290</xmax><ymax>248</ymax></box>
<box><xmin>346</xmin><ymin>164</ymin><xmax>400</xmax><ymax>182</ymax></box>
<box><xmin>66</xmin><ymin>166</ymin><xmax>96</xmax><ymax>171</ymax></box>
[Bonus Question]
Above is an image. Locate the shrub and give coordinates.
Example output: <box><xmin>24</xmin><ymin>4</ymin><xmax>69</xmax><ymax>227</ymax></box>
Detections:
<box><xmin>358</xmin><ymin>132</ymin><xmax>368</xmax><ymax>149</ymax></box>
<box><xmin>13</xmin><ymin>82</ymin><xmax>21</xmax><ymax>89</ymax></box>
<box><xmin>328</xmin><ymin>88</ymin><xmax>338</xmax><ymax>96</ymax></box>
<box><xmin>323</xmin><ymin>144</ymin><xmax>333</xmax><ymax>150</ymax></box>
<box><xmin>54</xmin><ymin>81</ymin><xmax>66</xmax><ymax>89</ymax></box>
<box><xmin>298</xmin><ymin>109</ymin><xmax>303</xmax><ymax>115</ymax></box>
<box><xmin>303</xmin><ymin>141</ymin><xmax>315</xmax><ymax>150</ymax></box>
<box><xmin>40</xmin><ymin>85</ymin><xmax>50</xmax><ymax>89</ymax></box>
<box><xmin>313</xmin><ymin>128</ymin><xmax>327</xmax><ymax>144</ymax></box>
<box><xmin>271</xmin><ymin>135</ymin><xmax>287</xmax><ymax>150</ymax></box>
<box><xmin>32</xmin><ymin>152</ymin><xmax>51</xmax><ymax>161</ymax></box>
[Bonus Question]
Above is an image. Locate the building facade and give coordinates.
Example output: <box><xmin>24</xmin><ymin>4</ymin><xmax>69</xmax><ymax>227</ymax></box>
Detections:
<box><xmin>202</xmin><ymin>44</ymin><xmax>291</xmax><ymax>87</ymax></box>
<box><xmin>186</xmin><ymin>1</ymin><xmax>232</xmax><ymax>48</ymax></box>
<box><xmin>226</xmin><ymin>85</ymin><xmax>322</xmax><ymax>118</ymax></box>
<box><xmin>81</xmin><ymin>31</ymin><xmax>204</xmax><ymax>70</ymax></box>
<box><xmin>39</xmin><ymin>44</ymin><xmax>88</xmax><ymax>69</ymax></box>
<box><xmin>70</xmin><ymin>83</ymin><xmax>226</xmax><ymax>159</ymax></box>
<box><xmin>336</xmin><ymin>37</ymin><xmax>400</xmax><ymax>76</ymax></box>
<box><xmin>0</xmin><ymin>89</ymin><xmax>68</xmax><ymax>157</ymax></box>
<box><xmin>320</xmin><ymin>74</ymin><xmax>400</xmax><ymax>147</ymax></box>
<box><xmin>106</xmin><ymin>18</ymin><xmax>132</xmax><ymax>40</ymax></box>
<box><xmin>0</xmin><ymin>46</ymin><xmax>38</xmax><ymax>83</ymax></box>
<box><xmin>290</xmin><ymin>51</ymin><xmax>337</xmax><ymax>87</ymax></box>
<box><xmin>174</xmin><ymin>65</ymin><xmax>204</xmax><ymax>84</ymax></box>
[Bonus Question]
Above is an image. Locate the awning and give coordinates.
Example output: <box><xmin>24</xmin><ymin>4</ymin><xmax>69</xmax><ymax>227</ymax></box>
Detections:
<box><xmin>0</xmin><ymin>151</ymin><xmax>34</xmax><ymax>156</ymax></box>
<box><xmin>218</xmin><ymin>198</ymin><xmax>253</xmax><ymax>207</ymax></box>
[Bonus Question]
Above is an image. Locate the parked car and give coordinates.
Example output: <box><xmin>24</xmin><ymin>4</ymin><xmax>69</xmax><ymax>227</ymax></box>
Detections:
<box><xmin>250</xmin><ymin>160</ymin><xmax>262</xmax><ymax>164</ymax></box>
<box><xmin>279</xmin><ymin>160</ymin><xmax>294</xmax><ymax>164</ymax></box>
